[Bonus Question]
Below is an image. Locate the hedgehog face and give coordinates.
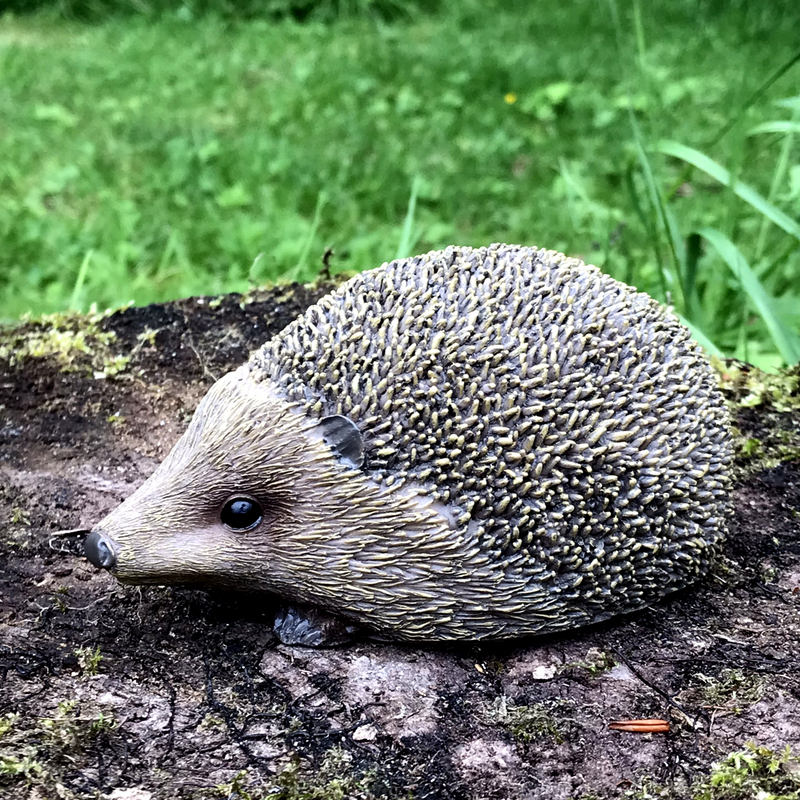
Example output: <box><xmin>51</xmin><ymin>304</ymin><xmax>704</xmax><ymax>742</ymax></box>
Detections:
<box><xmin>84</xmin><ymin>368</ymin><xmax>451</xmax><ymax>606</ymax></box>
<box><xmin>84</xmin><ymin>369</ymin><xmax>353</xmax><ymax>594</ymax></box>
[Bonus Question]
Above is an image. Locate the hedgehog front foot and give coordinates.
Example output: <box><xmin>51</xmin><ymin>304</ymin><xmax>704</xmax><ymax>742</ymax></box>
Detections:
<box><xmin>273</xmin><ymin>604</ymin><xmax>361</xmax><ymax>647</ymax></box>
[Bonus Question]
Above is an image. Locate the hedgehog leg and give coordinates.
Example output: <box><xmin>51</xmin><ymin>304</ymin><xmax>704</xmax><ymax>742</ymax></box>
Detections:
<box><xmin>272</xmin><ymin>604</ymin><xmax>362</xmax><ymax>647</ymax></box>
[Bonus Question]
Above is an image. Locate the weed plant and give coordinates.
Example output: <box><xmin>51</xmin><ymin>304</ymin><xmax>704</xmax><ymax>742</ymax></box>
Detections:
<box><xmin>0</xmin><ymin>0</ymin><xmax>798</xmax><ymax>367</ymax></box>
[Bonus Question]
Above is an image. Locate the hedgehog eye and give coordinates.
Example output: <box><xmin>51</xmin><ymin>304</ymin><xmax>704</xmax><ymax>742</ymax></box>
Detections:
<box><xmin>221</xmin><ymin>497</ymin><xmax>263</xmax><ymax>531</ymax></box>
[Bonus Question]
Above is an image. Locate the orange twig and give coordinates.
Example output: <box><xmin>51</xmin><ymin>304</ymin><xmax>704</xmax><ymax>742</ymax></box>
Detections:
<box><xmin>609</xmin><ymin>719</ymin><xmax>670</xmax><ymax>733</ymax></box>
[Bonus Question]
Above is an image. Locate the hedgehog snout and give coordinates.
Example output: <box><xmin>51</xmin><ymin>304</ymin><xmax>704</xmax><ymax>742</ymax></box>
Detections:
<box><xmin>84</xmin><ymin>529</ymin><xmax>119</xmax><ymax>571</ymax></box>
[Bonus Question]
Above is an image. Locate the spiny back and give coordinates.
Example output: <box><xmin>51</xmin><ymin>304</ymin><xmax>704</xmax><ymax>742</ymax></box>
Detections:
<box><xmin>249</xmin><ymin>244</ymin><xmax>731</xmax><ymax>621</ymax></box>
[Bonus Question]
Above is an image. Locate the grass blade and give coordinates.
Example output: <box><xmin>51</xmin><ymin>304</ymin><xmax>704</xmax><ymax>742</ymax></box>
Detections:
<box><xmin>632</xmin><ymin>0</ymin><xmax>647</xmax><ymax>72</ymax></box>
<box><xmin>396</xmin><ymin>174</ymin><xmax>421</xmax><ymax>260</ymax></box>
<box><xmin>293</xmin><ymin>190</ymin><xmax>327</xmax><ymax>280</ymax></box>
<box><xmin>666</xmin><ymin>55</ymin><xmax>800</xmax><ymax>201</ymax></box>
<box><xmin>747</xmin><ymin>121</ymin><xmax>800</xmax><ymax>135</ymax></box>
<box><xmin>657</xmin><ymin>140</ymin><xmax>800</xmax><ymax>241</ymax></box>
<box><xmin>662</xmin><ymin>200</ymin><xmax>688</xmax><ymax>299</ymax></box>
<box><xmin>684</xmin><ymin>232</ymin><xmax>701</xmax><ymax>323</ymax></box>
<box><xmin>706</xmin><ymin>49</ymin><xmax>800</xmax><ymax>148</ymax></box>
<box><xmin>676</xmin><ymin>313</ymin><xmax>723</xmax><ymax>358</ymax></box>
<box><xmin>69</xmin><ymin>250</ymin><xmax>94</xmax><ymax>311</ymax></box>
<box><xmin>698</xmin><ymin>227</ymin><xmax>800</xmax><ymax>365</ymax></box>
<box><xmin>754</xmin><ymin>102</ymin><xmax>799</xmax><ymax>261</ymax></box>
<box><xmin>629</xmin><ymin>113</ymin><xmax>685</xmax><ymax>304</ymax></box>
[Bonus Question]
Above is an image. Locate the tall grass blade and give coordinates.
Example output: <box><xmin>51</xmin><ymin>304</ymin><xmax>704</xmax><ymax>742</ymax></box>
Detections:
<box><xmin>294</xmin><ymin>190</ymin><xmax>327</xmax><ymax>280</ymax></box>
<box><xmin>756</xmin><ymin>237</ymin><xmax>799</xmax><ymax>283</ymax></box>
<box><xmin>657</xmin><ymin>140</ymin><xmax>800</xmax><ymax>241</ymax></box>
<box><xmin>605</xmin><ymin>0</ymin><xmax>625</xmax><ymax>59</ymax></box>
<box><xmin>684</xmin><ymin>232</ymin><xmax>701</xmax><ymax>323</ymax></box>
<box><xmin>666</xmin><ymin>56</ymin><xmax>800</xmax><ymax>201</ymax></box>
<box><xmin>248</xmin><ymin>252</ymin><xmax>265</xmax><ymax>285</ymax></box>
<box><xmin>747</xmin><ymin>121</ymin><xmax>800</xmax><ymax>135</ymax></box>
<box><xmin>154</xmin><ymin>229</ymin><xmax>178</xmax><ymax>283</ymax></box>
<box><xmin>752</xmin><ymin>102</ymin><xmax>800</xmax><ymax>261</ymax></box>
<box><xmin>632</xmin><ymin>0</ymin><xmax>647</xmax><ymax>72</ymax></box>
<box><xmin>662</xmin><ymin>200</ymin><xmax>689</xmax><ymax>302</ymax></box>
<box><xmin>706</xmin><ymin>50</ymin><xmax>800</xmax><ymax>148</ymax></box>
<box><xmin>623</xmin><ymin>163</ymin><xmax>657</xmax><ymax>286</ymax></box>
<box><xmin>69</xmin><ymin>250</ymin><xmax>94</xmax><ymax>311</ymax></box>
<box><xmin>698</xmin><ymin>227</ymin><xmax>800</xmax><ymax>365</ymax></box>
<box><xmin>676</xmin><ymin>313</ymin><xmax>723</xmax><ymax>358</ymax></box>
<box><xmin>396</xmin><ymin>174</ymin><xmax>421</xmax><ymax>260</ymax></box>
<box><xmin>629</xmin><ymin>113</ymin><xmax>684</xmax><ymax>304</ymax></box>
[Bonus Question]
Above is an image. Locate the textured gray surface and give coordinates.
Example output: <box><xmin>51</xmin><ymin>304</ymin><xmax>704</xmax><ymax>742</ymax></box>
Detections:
<box><xmin>95</xmin><ymin>245</ymin><xmax>732</xmax><ymax>640</ymax></box>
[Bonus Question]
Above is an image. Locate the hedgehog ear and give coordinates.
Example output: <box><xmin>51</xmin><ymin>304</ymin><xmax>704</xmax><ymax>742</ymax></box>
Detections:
<box><xmin>317</xmin><ymin>415</ymin><xmax>365</xmax><ymax>470</ymax></box>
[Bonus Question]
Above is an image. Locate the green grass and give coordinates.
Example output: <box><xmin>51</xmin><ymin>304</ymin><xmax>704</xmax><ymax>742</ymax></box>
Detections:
<box><xmin>1</xmin><ymin>0</ymin><xmax>799</xmax><ymax>368</ymax></box>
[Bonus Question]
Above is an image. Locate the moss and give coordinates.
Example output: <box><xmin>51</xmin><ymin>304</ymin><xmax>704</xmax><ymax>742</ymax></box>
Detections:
<box><xmin>74</xmin><ymin>645</ymin><xmax>103</xmax><ymax>676</ymax></box>
<box><xmin>0</xmin><ymin>306</ymin><xmax>130</xmax><ymax>378</ymax></box>
<box><xmin>136</xmin><ymin>327</ymin><xmax>158</xmax><ymax>347</ymax></box>
<box><xmin>0</xmin><ymin>752</ymin><xmax>43</xmax><ymax>783</ymax></box>
<box><xmin>0</xmin><ymin>700</ymin><xmax>117</xmax><ymax>796</ymax></box>
<box><xmin>38</xmin><ymin>700</ymin><xmax>116</xmax><ymax>749</ymax></box>
<box><xmin>677</xmin><ymin>669</ymin><xmax>766</xmax><ymax>715</ymax></box>
<box><xmin>214</xmin><ymin>770</ymin><xmax>255</xmax><ymax>799</ymax></box>
<box><xmin>692</xmin><ymin>743</ymin><xmax>800</xmax><ymax>800</ymax></box>
<box><xmin>738</xmin><ymin>437</ymin><xmax>763</xmax><ymax>459</ymax></box>
<box><xmin>9</xmin><ymin>507</ymin><xmax>30</xmax><ymax>526</ymax></box>
<box><xmin>0</xmin><ymin>714</ymin><xmax>43</xmax><ymax>784</ymax></box>
<box><xmin>622</xmin><ymin>778</ymin><xmax>683</xmax><ymax>799</ymax></box>
<box><xmin>715</xmin><ymin>360</ymin><xmax>800</xmax><ymax>413</ymax></box>
<box><xmin>236</xmin><ymin>274</ymin><xmax>344</xmax><ymax>311</ymax></box>
<box><xmin>213</xmin><ymin>749</ymin><xmax>380</xmax><ymax>800</ymax></box>
<box><xmin>52</xmin><ymin>592</ymin><xmax>68</xmax><ymax>613</ymax></box>
<box><xmin>578</xmin><ymin>647</ymin><xmax>617</xmax><ymax>677</ymax></box>
<box><xmin>715</xmin><ymin>360</ymin><xmax>800</xmax><ymax>476</ymax></box>
<box><xmin>271</xmin><ymin>758</ymin><xmax>350</xmax><ymax>800</ymax></box>
<box><xmin>621</xmin><ymin>743</ymin><xmax>800</xmax><ymax>800</ymax></box>
<box><xmin>3</xmin><ymin>506</ymin><xmax>35</xmax><ymax>554</ymax></box>
<box><xmin>0</xmin><ymin>715</ymin><xmax>17</xmax><ymax>739</ymax></box>
<box><xmin>198</xmin><ymin>714</ymin><xmax>227</xmax><ymax>731</ymax></box>
<box><xmin>729</xmin><ymin>424</ymin><xmax>800</xmax><ymax>476</ymax></box>
<box><xmin>492</xmin><ymin>696</ymin><xmax>567</xmax><ymax>744</ymax></box>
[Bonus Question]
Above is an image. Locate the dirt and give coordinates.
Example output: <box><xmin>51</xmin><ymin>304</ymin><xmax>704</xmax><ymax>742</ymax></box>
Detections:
<box><xmin>0</xmin><ymin>285</ymin><xmax>798</xmax><ymax>800</ymax></box>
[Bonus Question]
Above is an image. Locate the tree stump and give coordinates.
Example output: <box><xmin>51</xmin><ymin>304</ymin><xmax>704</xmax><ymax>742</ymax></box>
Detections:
<box><xmin>1</xmin><ymin>284</ymin><xmax>798</xmax><ymax>799</ymax></box>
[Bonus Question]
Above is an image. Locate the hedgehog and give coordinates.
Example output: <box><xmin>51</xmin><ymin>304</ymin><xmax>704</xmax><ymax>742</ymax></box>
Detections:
<box><xmin>84</xmin><ymin>244</ymin><xmax>732</xmax><ymax>645</ymax></box>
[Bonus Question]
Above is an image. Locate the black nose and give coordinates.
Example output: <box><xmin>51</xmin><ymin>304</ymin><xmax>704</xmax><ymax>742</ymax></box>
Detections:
<box><xmin>84</xmin><ymin>530</ymin><xmax>119</xmax><ymax>570</ymax></box>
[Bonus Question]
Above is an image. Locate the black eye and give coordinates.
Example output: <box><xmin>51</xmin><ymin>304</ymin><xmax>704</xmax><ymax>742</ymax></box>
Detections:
<box><xmin>221</xmin><ymin>497</ymin><xmax>263</xmax><ymax>531</ymax></box>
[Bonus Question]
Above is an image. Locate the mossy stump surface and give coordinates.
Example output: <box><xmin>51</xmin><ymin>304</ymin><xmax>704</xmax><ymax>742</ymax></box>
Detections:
<box><xmin>1</xmin><ymin>284</ymin><xmax>798</xmax><ymax>800</ymax></box>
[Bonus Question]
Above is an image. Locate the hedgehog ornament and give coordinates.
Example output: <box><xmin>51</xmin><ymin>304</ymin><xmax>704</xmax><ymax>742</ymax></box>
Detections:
<box><xmin>85</xmin><ymin>244</ymin><xmax>732</xmax><ymax>645</ymax></box>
